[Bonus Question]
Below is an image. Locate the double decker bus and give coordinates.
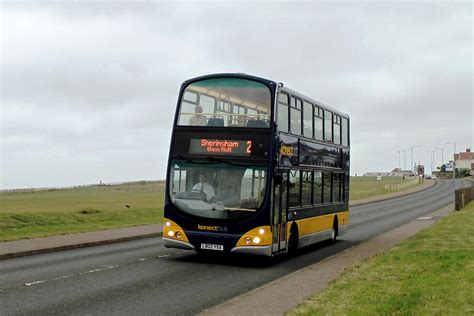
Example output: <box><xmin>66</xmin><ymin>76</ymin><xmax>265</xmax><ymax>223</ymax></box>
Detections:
<box><xmin>163</xmin><ymin>73</ymin><xmax>350</xmax><ymax>256</ymax></box>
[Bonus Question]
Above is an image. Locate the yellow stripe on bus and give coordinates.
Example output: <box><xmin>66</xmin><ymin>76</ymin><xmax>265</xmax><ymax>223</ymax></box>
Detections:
<box><xmin>289</xmin><ymin>211</ymin><xmax>349</xmax><ymax>237</ymax></box>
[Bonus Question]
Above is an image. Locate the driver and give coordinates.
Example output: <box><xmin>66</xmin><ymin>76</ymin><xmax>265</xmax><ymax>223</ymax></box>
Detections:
<box><xmin>192</xmin><ymin>172</ymin><xmax>215</xmax><ymax>202</ymax></box>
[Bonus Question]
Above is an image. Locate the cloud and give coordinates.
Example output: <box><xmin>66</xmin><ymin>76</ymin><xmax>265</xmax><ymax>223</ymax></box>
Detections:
<box><xmin>1</xmin><ymin>1</ymin><xmax>472</xmax><ymax>188</ymax></box>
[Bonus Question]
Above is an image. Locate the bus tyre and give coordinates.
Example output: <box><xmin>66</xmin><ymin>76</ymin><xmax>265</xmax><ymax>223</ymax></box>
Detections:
<box><xmin>288</xmin><ymin>225</ymin><xmax>298</xmax><ymax>255</ymax></box>
<box><xmin>331</xmin><ymin>218</ymin><xmax>338</xmax><ymax>243</ymax></box>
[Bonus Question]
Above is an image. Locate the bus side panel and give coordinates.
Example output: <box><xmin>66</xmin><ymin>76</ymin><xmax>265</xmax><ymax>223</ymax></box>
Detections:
<box><xmin>289</xmin><ymin>211</ymin><xmax>349</xmax><ymax>248</ymax></box>
<box><xmin>338</xmin><ymin>210</ymin><xmax>349</xmax><ymax>235</ymax></box>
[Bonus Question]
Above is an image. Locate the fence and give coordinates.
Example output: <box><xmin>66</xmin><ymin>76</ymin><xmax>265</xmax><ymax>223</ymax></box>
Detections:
<box><xmin>384</xmin><ymin>178</ymin><xmax>419</xmax><ymax>192</ymax></box>
<box><xmin>455</xmin><ymin>185</ymin><xmax>474</xmax><ymax>210</ymax></box>
<box><xmin>1</xmin><ymin>180</ymin><xmax>165</xmax><ymax>194</ymax></box>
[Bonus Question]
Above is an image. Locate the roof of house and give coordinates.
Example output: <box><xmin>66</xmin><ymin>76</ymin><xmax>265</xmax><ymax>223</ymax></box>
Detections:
<box><xmin>455</xmin><ymin>152</ymin><xmax>474</xmax><ymax>160</ymax></box>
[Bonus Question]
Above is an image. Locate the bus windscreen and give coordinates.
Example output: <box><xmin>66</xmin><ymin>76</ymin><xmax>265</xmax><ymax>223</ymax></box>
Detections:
<box><xmin>170</xmin><ymin>160</ymin><xmax>267</xmax><ymax>219</ymax></box>
<box><xmin>177</xmin><ymin>78</ymin><xmax>271</xmax><ymax>128</ymax></box>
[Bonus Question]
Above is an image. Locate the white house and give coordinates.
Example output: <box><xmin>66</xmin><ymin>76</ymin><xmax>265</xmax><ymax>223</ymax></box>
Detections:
<box><xmin>454</xmin><ymin>149</ymin><xmax>474</xmax><ymax>171</ymax></box>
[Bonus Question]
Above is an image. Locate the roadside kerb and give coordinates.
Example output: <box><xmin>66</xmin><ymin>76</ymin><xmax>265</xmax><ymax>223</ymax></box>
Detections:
<box><xmin>200</xmin><ymin>202</ymin><xmax>455</xmax><ymax>316</ymax></box>
<box><xmin>0</xmin><ymin>224</ymin><xmax>163</xmax><ymax>260</ymax></box>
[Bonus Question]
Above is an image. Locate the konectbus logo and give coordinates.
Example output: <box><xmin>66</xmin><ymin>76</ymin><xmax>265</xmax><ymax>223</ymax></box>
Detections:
<box><xmin>197</xmin><ymin>224</ymin><xmax>228</xmax><ymax>232</ymax></box>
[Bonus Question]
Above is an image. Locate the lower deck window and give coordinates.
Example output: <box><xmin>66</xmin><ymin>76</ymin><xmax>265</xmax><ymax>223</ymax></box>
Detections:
<box><xmin>289</xmin><ymin>170</ymin><xmax>301</xmax><ymax>207</ymax></box>
<box><xmin>313</xmin><ymin>171</ymin><xmax>322</xmax><ymax>204</ymax></box>
<box><xmin>323</xmin><ymin>171</ymin><xmax>332</xmax><ymax>203</ymax></box>
<box><xmin>302</xmin><ymin>171</ymin><xmax>312</xmax><ymax>205</ymax></box>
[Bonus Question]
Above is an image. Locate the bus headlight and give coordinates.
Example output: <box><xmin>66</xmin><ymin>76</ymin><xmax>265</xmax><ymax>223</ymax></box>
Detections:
<box><xmin>236</xmin><ymin>226</ymin><xmax>271</xmax><ymax>247</ymax></box>
<box><xmin>165</xmin><ymin>221</ymin><xmax>171</xmax><ymax>227</ymax></box>
<box><xmin>167</xmin><ymin>230</ymin><xmax>175</xmax><ymax>237</ymax></box>
<box><xmin>175</xmin><ymin>231</ymin><xmax>182</xmax><ymax>239</ymax></box>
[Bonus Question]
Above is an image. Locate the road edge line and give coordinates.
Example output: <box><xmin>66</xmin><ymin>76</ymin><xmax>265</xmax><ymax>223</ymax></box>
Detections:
<box><xmin>0</xmin><ymin>232</ymin><xmax>163</xmax><ymax>260</ymax></box>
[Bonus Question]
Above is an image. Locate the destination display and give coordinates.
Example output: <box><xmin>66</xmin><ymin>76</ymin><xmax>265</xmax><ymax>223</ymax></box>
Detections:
<box><xmin>189</xmin><ymin>138</ymin><xmax>252</xmax><ymax>156</ymax></box>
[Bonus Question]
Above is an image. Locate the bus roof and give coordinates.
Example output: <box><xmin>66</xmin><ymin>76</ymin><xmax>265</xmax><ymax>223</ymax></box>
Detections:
<box><xmin>280</xmin><ymin>86</ymin><xmax>350</xmax><ymax>120</ymax></box>
<box><xmin>183</xmin><ymin>73</ymin><xmax>350</xmax><ymax>120</ymax></box>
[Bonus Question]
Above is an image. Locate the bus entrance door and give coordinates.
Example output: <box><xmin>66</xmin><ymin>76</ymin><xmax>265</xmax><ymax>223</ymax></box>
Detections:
<box><xmin>272</xmin><ymin>172</ymin><xmax>288</xmax><ymax>254</ymax></box>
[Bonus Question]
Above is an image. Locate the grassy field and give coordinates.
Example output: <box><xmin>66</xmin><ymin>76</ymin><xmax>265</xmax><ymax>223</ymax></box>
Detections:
<box><xmin>289</xmin><ymin>202</ymin><xmax>474</xmax><ymax>315</ymax></box>
<box><xmin>0</xmin><ymin>182</ymin><xmax>164</xmax><ymax>241</ymax></box>
<box><xmin>0</xmin><ymin>176</ymin><xmax>420</xmax><ymax>241</ymax></box>
<box><xmin>349</xmin><ymin>176</ymin><xmax>420</xmax><ymax>201</ymax></box>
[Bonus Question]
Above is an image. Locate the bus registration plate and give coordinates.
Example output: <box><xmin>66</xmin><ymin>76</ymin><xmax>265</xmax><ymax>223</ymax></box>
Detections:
<box><xmin>200</xmin><ymin>243</ymin><xmax>224</xmax><ymax>251</ymax></box>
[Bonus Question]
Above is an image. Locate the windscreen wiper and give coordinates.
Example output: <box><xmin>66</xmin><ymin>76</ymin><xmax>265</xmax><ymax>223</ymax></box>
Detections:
<box><xmin>205</xmin><ymin>156</ymin><xmax>254</xmax><ymax>167</ymax></box>
<box><xmin>175</xmin><ymin>155</ymin><xmax>216</xmax><ymax>165</ymax></box>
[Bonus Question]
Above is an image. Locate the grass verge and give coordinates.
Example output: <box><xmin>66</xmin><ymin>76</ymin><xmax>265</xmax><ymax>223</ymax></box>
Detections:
<box><xmin>0</xmin><ymin>181</ymin><xmax>164</xmax><ymax>241</ymax></box>
<box><xmin>288</xmin><ymin>201</ymin><xmax>474</xmax><ymax>315</ymax></box>
<box><xmin>349</xmin><ymin>176</ymin><xmax>420</xmax><ymax>201</ymax></box>
<box><xmin>0</xmin><ymin>209</ymin><xmax>162</xmax><ymax>242</ymax></box>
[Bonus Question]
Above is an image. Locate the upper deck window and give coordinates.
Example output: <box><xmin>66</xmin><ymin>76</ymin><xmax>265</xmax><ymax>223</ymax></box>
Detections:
<box><xmin>177</xmin><ymin>78</ymin><xmax>271</xmax><ymax>128</ymax></box>
<box><xmin>314</xmin><ymin>108</ymin><xmax>323</xmax><ymax>141</ymax></box>
<box><xmin>324</xmin><ymin>110</ymin><xmax>333</xmax><ymax>142</ymax></box>
<box><xmin>342</xmin><ymin>117</ymin><xmax>349</xmax><ymax>147</ymax></box>
<box><xmin>277</xmin><ymin>93</ymin><xmax>289</xmax><ymax>132</ymax></box>
<box><xmin>303</xmin><ymin>101</ymin><xmax>313</xmax><ymax>138</ymax></box>
<box><xmin>290</xmin><ymin>97</ymin><xmax>302</xmax><ymax>136</ymax></box>
<box><xmin>333</xmin><ymin>115</ymin><xmax>341</xmax><ymax>145</ymax></box>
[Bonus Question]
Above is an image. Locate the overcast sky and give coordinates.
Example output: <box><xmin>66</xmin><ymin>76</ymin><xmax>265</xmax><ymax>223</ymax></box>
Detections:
<box><xmin>1</xmin><ymin>1</ymin><xmax>472</xmax><ymax>189</ymax></box>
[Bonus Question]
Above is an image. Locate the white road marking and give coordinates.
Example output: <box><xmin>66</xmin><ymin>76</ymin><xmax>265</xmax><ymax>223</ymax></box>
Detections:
<box><xmin>23</xmin><ymin>265</ymin><xmax>118</xmax><ymax>287</ymax></box>
<box><xmin>418</xmin><ymin>216</ymin><xmax>433</xmax><ymax>220</ymax></box>
<box><xmin>138</xmin><ymin>258</ymin><xmax>147</xmax><ymax>261</ymax></box>
<box><xmin>88</xmin><ymin>265</ymin><xmax>117</xmax><ymax>273</ymax></box>
<box><xmin>25</xmin><ymin>280</ymin><xmax>47</xmax><ymax>286</ymax></box>
<box><xmin>158</xmin><ymin>254</ymin><xmax>170</xmax><ymax>258</ymax></box>
<box><xmin>51</xmin><ymin>274</ymin><xmax>74</xmax><ymax>281</ymax></box>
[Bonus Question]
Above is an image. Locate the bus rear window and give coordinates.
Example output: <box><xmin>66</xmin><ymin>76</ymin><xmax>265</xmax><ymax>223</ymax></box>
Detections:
<box><xmin>177</xmin><ymin>78</ymin><xmax>271</xmax><ymax>128</ymax></box>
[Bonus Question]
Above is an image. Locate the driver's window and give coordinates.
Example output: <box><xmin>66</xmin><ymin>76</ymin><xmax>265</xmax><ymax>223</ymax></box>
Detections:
<box><xmin>240</xmin><ymin>169</ymin><xmax>266</xmax><ymax>201</ymax></box>
<box><xmin>239</xmin><ymin>169</ymin><xmax>266</xmax><ymax>210</ymax></box>
<box><xmin>173</xmin><ymin>168</ymin><xmax>187</xmax><ymax>193</ymax></box>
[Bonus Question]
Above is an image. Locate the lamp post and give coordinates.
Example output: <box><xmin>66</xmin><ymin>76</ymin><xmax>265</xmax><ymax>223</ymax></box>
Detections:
<box><xmin>446</xmin><ymin>142</ymin><xmax>456</xmax><ymax>200</ymax></box>
<box><xmin>446</xmin><ymin>142</ymin><xmax>456</xmax><ymax>178</ymax></box>
<box><xmin>397</xmin><ymin>151</ymin><xmax>401</xmax><ymax>169</ymax></box>
<box><xmin>411</xmin><ymin>145</ymin><xmax>421</xmax><ymax>173</ymax></box>
<box><xmin>425</xmin><ymin>150</ymin><xmax>433</xmax><ymax>175</ymax></box>
<box><xmin>430</xmin><ymin>150</ymin><xmax>434</xmax><ymax>175</ymax></box>
<box><xmin>434</xmin><ymin>147</ymin><xmax>444</xmax><ymax>168</ymax></box>
<box><xmin>431</xmin><ymin>149</ymin><xmax>436</xmax><ymax>172</ymax></box>
<box><xmin>403</xmin><ymin>149</ymin><xmax>407</xmax><ymax>170</ymax></box>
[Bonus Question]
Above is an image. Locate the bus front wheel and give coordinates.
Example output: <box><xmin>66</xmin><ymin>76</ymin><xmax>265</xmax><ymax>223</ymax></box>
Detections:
<box><xmin>331</xmin><ymin>217</ymin><xmax>338</xmax><ymax>243</ymax></box>
<box><xmin>288</xmin><ymin>224</ymin><xmax>299</xmax><ymax>254</ymax></box>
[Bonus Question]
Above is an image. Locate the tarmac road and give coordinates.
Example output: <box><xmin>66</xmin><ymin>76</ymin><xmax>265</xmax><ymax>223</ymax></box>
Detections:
<box><xmin>0</xmin><ymin>179</ymin><xmax>467</xmax><ymax>315</ymax></box>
